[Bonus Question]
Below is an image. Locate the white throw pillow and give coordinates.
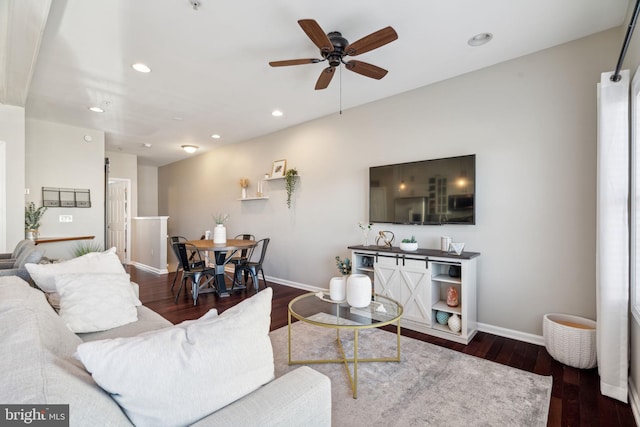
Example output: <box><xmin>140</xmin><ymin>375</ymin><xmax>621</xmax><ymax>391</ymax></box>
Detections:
<box><xmin>25</xmin><ymin>247</ymin><xmax>124</xmax><ymax>293</ymax></box>
<box><xmin>56</xmin><ymin>273</ymin><xmax>139</xmax><ymax>333</ymax></box>
<box><xmin>75</xmin><ymin>288</ymin><xmax>274</xmax><ymax>427</ymax></box>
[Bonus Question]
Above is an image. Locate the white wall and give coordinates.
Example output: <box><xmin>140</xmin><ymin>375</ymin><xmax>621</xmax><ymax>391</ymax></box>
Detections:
<box><xmin>0</xmin><ymin>103</ymin><xmax>25</xmax><ymax>251</ymax></box>
<box><xmin>25</xmin><ymin>119</ymin><xmax>105</xmax><ymax>259</ymax></box>
<box><xmin>159</xmin><ymin>28</ymin><xmax>620</xmax><ymax>337</ymax></box>
<box><xmin>137</xmin><ymin>164</ymin><xmax>158</xmax><ymax>216</ymax></box>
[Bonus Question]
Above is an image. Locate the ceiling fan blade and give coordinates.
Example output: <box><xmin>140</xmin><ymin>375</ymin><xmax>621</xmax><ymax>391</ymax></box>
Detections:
<box><xmin>345</xmin><ymin>60</ymin><xmax>388</xmax><ymax>80</ymax></box>
<box><xmin>298</xmin><ymin>19</ymin><xmax>334</xmax><ymax>53</ymax></box>
<box><xmin>345</xmin><ymin>26</ymin><xmax>398</xmax><ymax>56</ymax></box>
<box><xmin>315</xmin><ymin>67</ymin><xmax>335</xmax><ymax>90</ymax></box>
<box><xmin>269</xmin><ymin>58</ymin><xmax>321</xmax><ymax>67</ymax></box>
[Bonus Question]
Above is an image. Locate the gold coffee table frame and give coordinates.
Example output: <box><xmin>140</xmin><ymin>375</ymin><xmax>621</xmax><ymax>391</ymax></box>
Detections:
<box><xmin>287</xmin><ymin>293</ymin><xmax>403</xmax><ymax>399</ymax></box>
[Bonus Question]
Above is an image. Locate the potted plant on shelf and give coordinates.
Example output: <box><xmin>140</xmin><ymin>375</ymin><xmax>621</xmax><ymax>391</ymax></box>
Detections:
<box><xmin>284</xmin><ymin>168</ymin><xmax>298</xmax><ymax>208</ymax></box>
<box><xmin>399</xmin><ymin>236</ymin><xmax>418</xmax><ymax>251</ymax></box>
<box><xmin>25</xmin><ymin>202</ymin><xmax>47</xmax><ymax>240</ymax></box>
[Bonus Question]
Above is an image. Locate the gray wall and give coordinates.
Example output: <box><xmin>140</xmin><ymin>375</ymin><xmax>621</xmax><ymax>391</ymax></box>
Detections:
<box><xmin>25</xmin><ymin>119</ymin><xmax>105</xmax><ymax>259</ymax></box>
<box><xmin>158</xmin><ymin>28</ymin><xmax>619</xmax><ymax>337</ymax></box>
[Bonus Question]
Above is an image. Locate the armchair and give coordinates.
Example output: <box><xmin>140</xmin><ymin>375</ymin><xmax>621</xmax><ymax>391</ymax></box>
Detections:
<box><xmin>0</xmin><ymin>245</ymin><xmax>44</xmax><ymax>281</ymax></box>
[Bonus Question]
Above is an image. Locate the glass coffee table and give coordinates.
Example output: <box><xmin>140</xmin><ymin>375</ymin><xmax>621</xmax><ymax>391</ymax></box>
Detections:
<box><xmin>287</xmin><ymin>292</ymin><xmax>403</xmax><ymax>398</ymax></box>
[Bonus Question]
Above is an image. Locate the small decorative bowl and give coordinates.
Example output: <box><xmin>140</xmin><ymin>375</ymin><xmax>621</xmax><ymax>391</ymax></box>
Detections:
<box><xmin>399</xmin><ymin>242</ymin><xmax>418</xmax><ymax>251</ymax></box>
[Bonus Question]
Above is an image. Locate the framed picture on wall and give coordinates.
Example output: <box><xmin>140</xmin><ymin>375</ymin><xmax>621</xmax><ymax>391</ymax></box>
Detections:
<box><xmin>271</xmin><ymin>159</ymin><xmax>287</xmax><ymax>178</ymax></box>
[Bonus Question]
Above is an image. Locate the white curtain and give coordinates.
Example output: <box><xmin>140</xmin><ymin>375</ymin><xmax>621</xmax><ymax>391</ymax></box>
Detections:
<box><xmin>596</xmin><ymin>70</ymin><xmax>629</xmax><ymax>402</ymax></box>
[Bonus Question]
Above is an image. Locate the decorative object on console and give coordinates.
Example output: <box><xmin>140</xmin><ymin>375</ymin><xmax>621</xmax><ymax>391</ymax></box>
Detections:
<box><xmin>285</xmin><ymin>167</ymin><xmax>298</xmax><ymax>208</ymax></box>
<box><xmin>358</xmin><ymin>221</ymin><xmax>372</xmax><ymax>246</ymax></box>
<box><xmin>335</xmin><ymin>256</ymin><xmax>352</xmax><ymax>275</ymax></box>
<box><xmin>25</xmin><ymin>202</ymin><xmax>47</xmax><ymax>240</ymax></box>
<box><xmin>448</xmin><ymin>265</ymin><xmax>461</xmax><ymax>278</ymax></box>
<box><xmin>446</xmin><ymin>286</ymin><xmax>459</xmax><ymax>307</ymax></box>
<box><xmin>346</xmin><ymin>274</ymin><xmax>372</xmax><ymax>308</ymax></box>
<box><xmin>441</xmin><ymin>236</ymin><xmax>452</xmax><ymax>252</ymax></box>
<box><xmin>329</xmin><ymin>276</ymin><xmax>347</xmax><ymax>301</ymax></box>
<box><xmin>239</xmin><ymin>178</ymin><xmax>249</xmax><ymax>199</ymax></box>
<box><xmin>447</xmin><ymin>313</ymin><xmax>461</xmax><ymax>333</ymax></box>
<box><xmin>436</xmin><ymin>310</ymin><xmax>450</xmax><ymax>325</ymax></box>
<box><xmin>448</xmin><ymin>242</ymin><xmax>465</xmax><ymax>256</ymax></box>
<box><xmin>399</xmin><ymin>236</ymin><xmax>418</xmax><ymax>251</ymax></box>
<box><xmin>375</xmin><ymin>230</ymin><xmax>394</xmax><ymax>247</ymax></box>
<box><xmin>212</xmin><ymin>213</ymin><xmax>229</xmax><ymax>244</ymax></box>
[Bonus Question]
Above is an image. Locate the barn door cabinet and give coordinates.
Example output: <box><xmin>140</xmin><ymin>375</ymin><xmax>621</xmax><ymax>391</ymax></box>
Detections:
<box><xmin>349</xmin><ymin>245</ymin><xmax>480</xmax><ymax>345</ymax></box>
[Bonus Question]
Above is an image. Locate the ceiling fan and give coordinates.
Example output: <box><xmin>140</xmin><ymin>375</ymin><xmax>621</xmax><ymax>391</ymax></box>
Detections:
<box><xmin>269</xmin><ymin>19</ymin><xmax>398</xmax><ymax>90</ymax></box>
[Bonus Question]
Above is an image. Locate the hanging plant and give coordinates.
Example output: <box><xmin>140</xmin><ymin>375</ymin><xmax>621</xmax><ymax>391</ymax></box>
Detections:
<box><xmin>285</xmin><ymin>168</ymin><xmax>299</xmax><ymax>209</ymax></box>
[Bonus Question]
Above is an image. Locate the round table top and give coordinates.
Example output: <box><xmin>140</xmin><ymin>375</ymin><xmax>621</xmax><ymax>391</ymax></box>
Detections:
<box><xmin>288</xmin><ymin>292</ymin><xmax>403</xmax><ymax>329</ymax></box>
<box><xmin>186</xmin><ymin>239</ymin><xmax>257</xmax><ymax>251</ymax></box>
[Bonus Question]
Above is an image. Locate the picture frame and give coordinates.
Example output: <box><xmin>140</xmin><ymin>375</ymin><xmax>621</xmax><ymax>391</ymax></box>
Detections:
<box><xmin>271</xmin><ymin>159</ymin><xmax>287</xmax><ymax>178</ymax></box>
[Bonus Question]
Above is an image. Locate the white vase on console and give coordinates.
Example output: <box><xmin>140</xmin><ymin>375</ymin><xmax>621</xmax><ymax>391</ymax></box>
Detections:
<box><xmin>213</xmin><ymin>224</ymin><xmax>226</xmax><ymax>244</ymax></box>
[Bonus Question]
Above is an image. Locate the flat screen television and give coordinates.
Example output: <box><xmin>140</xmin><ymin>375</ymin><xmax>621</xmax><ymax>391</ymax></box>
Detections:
<box><xmin>369</xmin><ymin>154</ymin><xmax>475</xmax><ymax>225</ymax></box>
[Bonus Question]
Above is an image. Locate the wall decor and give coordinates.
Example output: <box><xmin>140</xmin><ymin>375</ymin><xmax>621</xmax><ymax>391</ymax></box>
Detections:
<box><xmin>271</xmin><ymin>159</ymin><xmax>287</xmax><ymax>178</ymax></box>
<box><xmin>42</xmin><ymin>187</ymin><xmax>91</xmax><ymax>208</ymax></box>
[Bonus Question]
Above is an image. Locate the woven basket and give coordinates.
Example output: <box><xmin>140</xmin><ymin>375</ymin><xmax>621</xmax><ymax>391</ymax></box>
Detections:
<box><xmin>543</xmin><ymin>313</ymin><xmax>597</xmax><ymax>369</ymax></box>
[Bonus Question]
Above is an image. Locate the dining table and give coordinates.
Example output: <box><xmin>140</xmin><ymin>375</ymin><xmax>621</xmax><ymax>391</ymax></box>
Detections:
<box><xmin>186</xmin><ymin>238</ymin><xmax>257</xmax><ymax>298</ymax></box>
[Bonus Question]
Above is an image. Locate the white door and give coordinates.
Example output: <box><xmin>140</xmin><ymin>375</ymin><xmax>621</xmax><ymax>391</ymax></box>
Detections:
<box><xmin>107</xmin><ymin>180</ymin><xmax>129</xmax><ymax>263</ymax></box>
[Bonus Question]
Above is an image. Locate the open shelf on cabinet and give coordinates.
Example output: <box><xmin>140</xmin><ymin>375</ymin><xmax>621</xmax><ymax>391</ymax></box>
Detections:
<box><xmin>431</xmin><ymin>322</ymin><xmax>462</xmax><ymax>336</ymax></box>
<box><xmin>432</xmin><ymin>300</ymin><xmax>462</xmax><ymax>315</ymax></box>
<box><xmin>432</xmin><ymin>274</ymin><xmax>462</xmax><ymax>284</ymax></box>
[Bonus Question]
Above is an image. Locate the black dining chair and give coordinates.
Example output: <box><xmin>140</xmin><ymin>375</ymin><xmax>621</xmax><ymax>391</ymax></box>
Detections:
<box><xmin>174</xmin><ymin>242</ymin><xmax>217</xmax><ymax>305</ymax></box>
<box><xmin>229</xmin><ymin>234</ymin><xmax>256</xmax><ymax>277</ymax></box>
<box><xmin>233</xmin><ymin>238</ymin><xmax>270</xmax><ymax>292</ymax></box>
<box><xmin>169</xmin><ymin>236</ymin><xmax>189</xmax><ymax>290</ymax></box>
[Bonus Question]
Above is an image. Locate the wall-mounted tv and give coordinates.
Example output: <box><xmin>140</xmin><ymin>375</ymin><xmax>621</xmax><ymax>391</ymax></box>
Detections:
<box><xmin>369</xmin><ymin>154</ymin><xmax>475</xmax><ymax>225</ymax></box>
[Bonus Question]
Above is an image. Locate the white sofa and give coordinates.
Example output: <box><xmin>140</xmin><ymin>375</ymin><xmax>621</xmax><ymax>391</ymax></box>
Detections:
<box><xmin>0</xmin><ymin>276</ymin><xmax>331</xmax><ymax>426</ymax></box>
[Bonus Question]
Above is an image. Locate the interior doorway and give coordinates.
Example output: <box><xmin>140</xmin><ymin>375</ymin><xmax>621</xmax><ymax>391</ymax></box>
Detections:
<box><xmin>107</xmin><ymin>178</ymin><xmax>131</xmax><ymax>263</ymax></box>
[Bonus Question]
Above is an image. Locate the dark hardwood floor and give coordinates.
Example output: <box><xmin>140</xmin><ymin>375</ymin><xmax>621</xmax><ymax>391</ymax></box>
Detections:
<box><xmin>127</xmin><ymin>265</ymin><xmax>636</xmax><ymax>427</ymax></box>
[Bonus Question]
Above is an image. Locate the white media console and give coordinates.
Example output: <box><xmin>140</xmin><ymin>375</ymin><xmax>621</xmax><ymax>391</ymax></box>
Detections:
<box><xmin>349</xmin><ymin>245</ymin><xmax>480</xmax><ymax>345</ymax></box>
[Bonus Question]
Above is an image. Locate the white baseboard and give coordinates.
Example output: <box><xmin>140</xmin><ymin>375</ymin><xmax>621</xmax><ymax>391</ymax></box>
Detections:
<box><xmin>477</xmin><ymin>322</ymin><xmax>545</xmax><ymax>346</ymax></box>
<box><xmin>130</xmin><ymin>261</ymin><xmax>168</xmax><ymax>275</ymax></box>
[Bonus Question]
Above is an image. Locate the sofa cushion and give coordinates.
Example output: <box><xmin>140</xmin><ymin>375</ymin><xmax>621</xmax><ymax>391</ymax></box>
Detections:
<box><xmin>78</xmin><ymin>305</ymin><xmax>174</xmax><ymax>342</ymax></box>
<box><xmin>75</xmin><ymin>288</ymin><xmax>274</xmax><ymax>427</ymax></box>
<box><xmin>56</xmin><ymin>273</ymin><xmax>140</xmax><ymax>333</ymax></box>
<box><xmin>26</xmin><ymin>247</ymin><xmax>124</xmax><ymax>293</ymax></box>
<box><xmin>0</xmin><ymin>276</ymin><xmax>133</xmax><ymax>426</ymax></box>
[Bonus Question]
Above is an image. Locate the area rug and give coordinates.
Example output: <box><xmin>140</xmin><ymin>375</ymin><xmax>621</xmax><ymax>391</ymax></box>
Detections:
<box><xmin>269</xmin><ymin>317</ymin><xmax>552</xmax><ymax>427</ymax></box>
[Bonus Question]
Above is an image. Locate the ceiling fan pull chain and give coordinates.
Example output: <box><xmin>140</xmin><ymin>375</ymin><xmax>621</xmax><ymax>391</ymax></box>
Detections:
<box><xmin>339</xmin><ymin>65</ymin><xmax>343</xmax><ymax>115</ymax></box>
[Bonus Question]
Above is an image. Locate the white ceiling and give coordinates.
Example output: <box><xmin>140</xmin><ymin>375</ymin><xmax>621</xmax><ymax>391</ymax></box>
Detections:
<box><xmin>12</xmin><ymin>0</ymin><xmax>632</xmax><ymax>166</ymax></box>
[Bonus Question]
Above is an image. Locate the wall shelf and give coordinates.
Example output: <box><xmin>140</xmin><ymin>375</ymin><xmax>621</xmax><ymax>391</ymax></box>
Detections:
<box><xmin>238</xmin><ymin>196</ymin><xmax>269</xmax><ymax>201</ymax></box>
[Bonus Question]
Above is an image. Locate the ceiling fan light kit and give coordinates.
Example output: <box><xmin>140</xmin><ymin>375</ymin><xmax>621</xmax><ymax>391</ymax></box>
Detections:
<box><xmin>269</xmin><ymin>19</ymin><xmax>398</xmax><ymax>90</ymax></box>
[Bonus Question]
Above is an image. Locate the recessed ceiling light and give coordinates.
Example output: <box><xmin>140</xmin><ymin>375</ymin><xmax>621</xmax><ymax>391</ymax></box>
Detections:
<box><xmin>210</xmin><ymin>134</ymin><xmax>221</xmax><ymax>139</ymax></box>
<box><xmin>143</xmin><ymin>143</ymin><xmax>152</xmax><ymax>148</ymax></box>
<box><xmin>88</xmin><ymin>106</ymin><xmax>104</xmax><ymax>113</ymax></box>
<box><xmin>468</xmin><ymin>33</ymin><xmax>493</xmax><ymax>47</ymax></box>
<box><xmin>181</xmin><ymin>145</ymin><xmax>199</xmax><ymax>154</ymax></box>
<box><xmin>272</xmin><ymin>110</ymin><xmax>283</xmax><ymax>117</ymax></box>
<box><xmin>132</xmin><ymin>63</ymin><xmax>151</xmax><ymax>73</ymax></box>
